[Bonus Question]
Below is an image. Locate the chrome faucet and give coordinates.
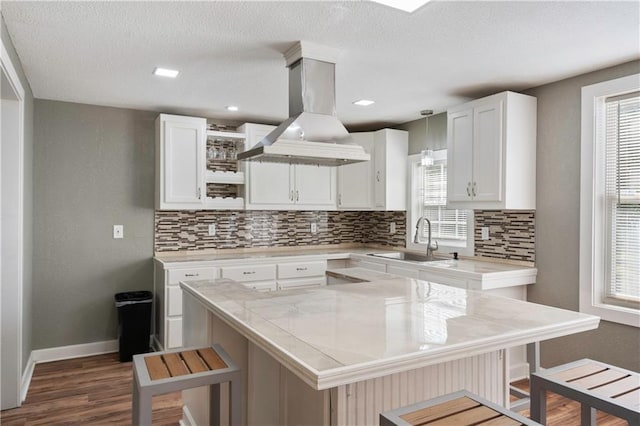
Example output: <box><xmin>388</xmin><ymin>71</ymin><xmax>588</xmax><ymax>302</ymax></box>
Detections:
<box><xmin>413</xmin><ymin>217</ymin><xmax>439</xmax><ymax>260</ymax></box>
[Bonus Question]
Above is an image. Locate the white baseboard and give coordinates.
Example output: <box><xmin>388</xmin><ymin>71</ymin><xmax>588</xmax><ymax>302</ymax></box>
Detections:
<box><xmin>21</xmin><ymin>352</ymin><xmax>35</xmax><ymax>402</ymax></box>
<box><xmin>31</xmin><ymin>339</ymin><xmax>119</xmax><ymax>364</ymax></box>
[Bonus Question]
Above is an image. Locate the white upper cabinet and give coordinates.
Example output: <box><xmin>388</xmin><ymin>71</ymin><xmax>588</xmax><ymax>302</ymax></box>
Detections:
<box><xmin>156</xmin><ymin>114</ymin><xmax>206</xmax><ymax>210</ymax></box>
<box><xmin>337</xmin><ymin>133</ymin><xmax>375</xmax><ymax>210</ymax></box>
<box><xmin>373</xmin><ymin>129</ymin><xmax>408</xmax><ymax>211</ymax></box>
<box><xmin>446</xmin><ymin>91</ymin><xmax>537</xmax><ymax>210</ymax></box>
<box><xmin>337</xmin><ymin>129</ymin><xmax>408</xmax><ymax>211</ymax></box>
<box><xmin>241</xmin><ymin>123</ymin><xmax>336</xmax><ymax>210</ymax></box>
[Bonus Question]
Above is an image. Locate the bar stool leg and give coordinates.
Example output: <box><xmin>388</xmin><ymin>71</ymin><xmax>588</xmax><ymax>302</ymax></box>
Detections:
<box><xmin>210</xmin><ymin>382</ymin><xmax>221</xmax><ymax>426</ymax></box>
<box><xmin>580</xmin><ymin>404</ymin><xmax>596</xmax><ymax>426</ymax></box>
<box><xmin>132</xmin><ymin>384</ymin><xmax>153</xmax><ymax>426</ymax></box>
<box><xmin>230</xmin><ymin>372</ymin><xmax>242</xmax><ymax>426</ymax></box>
<box><xmin>530</xmin><ymin>375</ymin><xmax>546</xmax><ymax>424</ymax></box>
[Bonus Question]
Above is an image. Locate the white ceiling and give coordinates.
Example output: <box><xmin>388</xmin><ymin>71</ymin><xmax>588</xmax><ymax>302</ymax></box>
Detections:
<box><xmin>2</xmin><ymin>1</ymin><xmax>639</xmax><ymax>130</ymax></box>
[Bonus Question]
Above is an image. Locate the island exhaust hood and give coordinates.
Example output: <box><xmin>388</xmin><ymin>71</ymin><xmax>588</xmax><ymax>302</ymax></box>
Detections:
<box><xmin>237</xmin><ymin>43</ymin><xmax>370</xmax><ymax>166</ymax></box>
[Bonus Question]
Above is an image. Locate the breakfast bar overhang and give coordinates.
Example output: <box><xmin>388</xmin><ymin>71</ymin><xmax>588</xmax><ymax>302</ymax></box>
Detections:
<box><xmin>179</xmin><ymin>277</ymin><xmax>599</xmax><ymax>425</ymax></box>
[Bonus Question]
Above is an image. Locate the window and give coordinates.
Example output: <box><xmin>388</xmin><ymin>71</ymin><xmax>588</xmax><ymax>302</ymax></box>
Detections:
<box><xmin>407</xmin><ymin>150</ymin><xmax>473</xmax><ymax>255</ymax></box>
<box><xmin>580</xmin><ymin>74</ymin><xmax>640</xmax><ymax>326</ymax></box>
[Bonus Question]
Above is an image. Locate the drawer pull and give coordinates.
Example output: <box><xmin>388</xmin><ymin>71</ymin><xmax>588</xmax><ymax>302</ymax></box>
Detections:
<box><xmin>243</xmin><ymin>271</ymin><xmax>256</xmax><ymax>275</ymax></box>
<box><xmin>296</xmin><ymin>267</ymin><xmax>308</xmax><ymax>271</ymax></box>
<box><xmin>184</xmin><ymin>273</ymin><xmax>199</xmax><ymax>277</ymax></box>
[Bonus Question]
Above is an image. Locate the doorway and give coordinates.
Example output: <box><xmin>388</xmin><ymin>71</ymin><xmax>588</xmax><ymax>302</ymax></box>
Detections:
<box><xmin>1</xmin><ymin>40</ymin><xmax>25</xmax><ymax>410</ymax></box>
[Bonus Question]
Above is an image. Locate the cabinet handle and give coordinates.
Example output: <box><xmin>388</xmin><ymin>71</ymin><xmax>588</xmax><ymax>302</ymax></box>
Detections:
<box><xmin>296</xmin><ymin>190</ymin><xmax>299</xmax><ymax>201</ymax></box>
<box><xmin>198</xmin><ymin>187</ymin><xmax>202</xmax><ymax>199</ymax></box>
<box><xmin>296</xmin><ymin>267</ymin><xmax>308</xmax><ymax>271</ymax></box>
<box><xmin>466</xmin><ymin>183</ymin><xmax>471</xmax><ymax>197</ymax></box>
<box><xmin>243</xmin><ymin>271</ymin><xmax>256</xmax><ymax>275</ymax></box>
<box><xmin>338</xmin><ymin>194</ymin><xmax>342</xmax><ymax>205</ymax></box>
<box><xmin>376</xmin><ymin>171</ymin><xmax>381</xmax><ymax>182</ymax></box>
<box><xmin>290</xmin><ymin>190</ymin><xmax>294</xmax><ymax>201</ymax></box>
<box><xmin>184</xmin><ymin>273</ymin><xmax>200</xmax><ymax>277</ymax></box>
<box><xmin>472</xmin><ymin>182</ymin><xmax>477</xmax><ymax>197</ymax></box>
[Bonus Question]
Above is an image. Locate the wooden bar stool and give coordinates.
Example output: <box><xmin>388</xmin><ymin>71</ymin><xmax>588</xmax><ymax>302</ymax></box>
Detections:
<box><xmin>132</xmin><ymin>343</ymin><xmax>241</xmax><ymax>426</ymax></box>
<box><xmin>380</xmin><ymin>390</ymin><xmax>540</xmax><ymax>425</ymax></box>
<box><xmin>530</xmin><ymin>358</ymin><xmax>640</xmax><ymax>426</ymax></box>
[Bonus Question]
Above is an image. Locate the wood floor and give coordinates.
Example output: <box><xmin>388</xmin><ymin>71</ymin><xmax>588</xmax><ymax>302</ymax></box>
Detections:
<box><xmin>0</xmin><ymin>353</ymin><xmax>630</xmax><ymax>425</ymax></box>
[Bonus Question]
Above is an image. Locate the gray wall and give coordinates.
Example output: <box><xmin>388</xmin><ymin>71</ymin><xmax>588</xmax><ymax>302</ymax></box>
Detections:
<box><xmin>33</xmin><ymin>100</ymin><xmax>156</xmax><ymax>348</ymax></box>
<box><xmin>525</xmin><ymin>60</ymin><xmax>640</xmax><ymax>371</ymax></box>
<box><xmin>397</xmin><ymin>112</ymin><xmax>447</xmax><ymax>154</ymax></box>
<box><xmin>1</xmin><ymin>15</ymin><xmax>34</xmax><ymax>372</ymax></box>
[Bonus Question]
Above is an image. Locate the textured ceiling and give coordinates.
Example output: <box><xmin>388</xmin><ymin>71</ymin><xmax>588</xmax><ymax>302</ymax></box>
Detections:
<box><xmin>2</xmin><ymin>1</ymin><xmax>639</xmax><ymax>130</ymax></box>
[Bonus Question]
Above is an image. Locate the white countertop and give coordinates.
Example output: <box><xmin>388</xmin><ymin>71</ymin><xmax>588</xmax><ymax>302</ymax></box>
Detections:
<box><xmin>181</xmin><ymin>277</ymin><xmax>598</xmax><ymax>390</ymax></box>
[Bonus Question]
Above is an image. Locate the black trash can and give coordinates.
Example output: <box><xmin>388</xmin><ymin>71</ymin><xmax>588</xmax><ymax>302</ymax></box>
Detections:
<box><xmin>115</xmin><ymin>291</ymin><xmax>152</xmax><ymax>362</ymax></box>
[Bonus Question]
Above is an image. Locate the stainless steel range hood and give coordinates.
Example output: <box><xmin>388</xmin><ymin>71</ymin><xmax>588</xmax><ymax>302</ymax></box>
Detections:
<box><xmin>238</xmin><ymin>44</ymin><xmax>370</xmax><ymax>166</ymax></box>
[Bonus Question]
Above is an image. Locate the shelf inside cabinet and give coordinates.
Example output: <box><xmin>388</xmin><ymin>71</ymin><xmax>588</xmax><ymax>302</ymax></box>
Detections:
<box><xmin>204</xmin><ymin>196</ymin><xmax>245</xmax><ymax>209</ymax></box>
<box><xmin>206</xmin><ymin>130</ymin><xmax>246</xmax><ymax>140</ymax></box>
<box><xmin>205</xmin><ymin>170</ymin><xmax>245</xmax><ymax>184</ymax></box>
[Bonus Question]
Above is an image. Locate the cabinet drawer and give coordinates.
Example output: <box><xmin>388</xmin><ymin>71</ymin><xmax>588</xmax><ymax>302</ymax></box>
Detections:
<box><xmin>277</xmin><ymin>261</ymin><xmax>327</xmax><ymax>279</ymax></box>
<box><xmin>243</xmin><ymin>281</ymin><xmax>277</xmax><ymax>293</ymax></box>
<box><xmin>221</xmin><ymin>264</ymin><xmax>276</xmax><ymax>282</ymax></box>
<box><xmin>166</xmin><ymin>317</ymin><xmax>182</xmax><ymax>349</ymax></box>
<box><xmin>168</xmin><ymin>267</ymin><xmax>217</xmax><ymax>285</ymax></box>
<box><xmin>418</xmin><ymin>270</ymin><xmax>467</xmax><ymax>289</ymax></box>
<box><xmin>167</xmin><ymin>286</ymin><xmax>182</xmax><ymax>316</ymax></box>
<box><xmin>277</xmin><ymin>277</ymin><xmax>326</xmax><ymax>290</ymax></box>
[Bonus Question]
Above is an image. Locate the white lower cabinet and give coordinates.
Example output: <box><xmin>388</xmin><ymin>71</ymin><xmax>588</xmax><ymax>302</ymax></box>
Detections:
<box><xmin>166</xmin><ymin>317</ymin><xmax>183</xmax><ymax>349</ymax></box>
<box><xmin>277</xmin><ymin>260</ymin><xmax>327</xmax><ymax>290</ymax></box>
<box><xmin>221</xmin><ymin>264</ymin><xmax>277</xmax><ymax>293</ymax></box>
<box><xmin>155</xmin><ymin>265</ymin><xmax>219</xmax><ymax>349</ymax></box>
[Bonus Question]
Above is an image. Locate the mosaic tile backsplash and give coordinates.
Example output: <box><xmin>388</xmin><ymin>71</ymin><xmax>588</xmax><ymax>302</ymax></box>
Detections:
<box><xmin>155</xmin><ymin>210</ymin><xmax>407</xmax><ymax>252</ymax></box>
<box><xmin>155</xmin><ymin>209</ymin><xmax>535</xmax><ymax>263</ymax></box>
<box><xmin>474</xmin><ymin>210</ymin><xmax>535</xmax><ymax>263</ymax></box>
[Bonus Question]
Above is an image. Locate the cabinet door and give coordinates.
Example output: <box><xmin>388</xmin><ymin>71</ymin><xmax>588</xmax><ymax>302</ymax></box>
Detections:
<box><xmin>247</xmin><ymin>162</ymin><xmax>293</xmax><ymax>205</ymax></box>
<box><xmin>447</xmin><ymin>108</ymin><xmax>474</xmax><ymax>202</ymax></box>
<box><xmin>338</xmin><ymin>134</ymin><xmax>374</xmax><ymax>209</ymax></box>
<box><xmin>294</xmin><ymin>165</ymin><xmax>336</xmax><ymax>207</ymax></box>
<box><xmin>162</xmin><ymin>116</ymin><xmax>206</xmax><ymax>206</ymax></box>
<box><xmin>373</xmin><ymin>136</ymin><xmax>386</xmax><ymax>208</ymax></box>
<box><xmin>473</xmin><ymin>100</ymin><xmax>504</xmax><ymax>202</ymax></box>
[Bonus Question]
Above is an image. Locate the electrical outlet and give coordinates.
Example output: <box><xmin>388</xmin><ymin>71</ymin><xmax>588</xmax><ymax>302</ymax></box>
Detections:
<box><xmin>311</xmin><ymin>223</ymin><xmax>317</xmax><ymax>234</ymax></box>
<box><xmin>208</xmin><ymin>223</ymin><xmax>216</xmax><ymax>236</ymax></box>
<box><xmin>481</xmin><ymin>227</ymin><xmax>490</xmax><ymax>240</ymax></box>
<box><xmin>113</xmin><ymin>225</ymin><xmax>124</xmax><ymax>239</ymax></box>
<box><xmin>390</xmin><ymin>222</ymin><xmax>396</xmax><ymax>234</ymax></box>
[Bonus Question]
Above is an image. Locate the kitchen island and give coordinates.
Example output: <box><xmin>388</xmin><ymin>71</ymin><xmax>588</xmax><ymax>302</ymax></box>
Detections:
<box><xmin>180</xmin><ymin>277</ymin><xmax>598</xmax><ymax>426</ymax></box>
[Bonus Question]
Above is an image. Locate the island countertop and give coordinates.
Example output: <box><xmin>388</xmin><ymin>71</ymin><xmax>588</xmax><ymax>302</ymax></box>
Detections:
<box><xmin>180</xmin><ymin>277</ymin><xmax>599</xmax><ymax>390</ymax></box>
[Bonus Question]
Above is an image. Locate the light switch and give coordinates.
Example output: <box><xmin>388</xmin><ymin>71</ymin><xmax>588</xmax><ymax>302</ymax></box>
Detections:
<box><xmin>113</xmin><ymin>225</ymin><xmax>124</xmax><ymax>239</ymax></box>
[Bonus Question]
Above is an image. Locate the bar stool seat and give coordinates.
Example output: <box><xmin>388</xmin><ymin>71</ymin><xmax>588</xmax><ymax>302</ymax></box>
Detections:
<box><xmin>530</xmin><ymin>358</ymin><xmax>640</xmax><ymax>426</ymax></box>
<box><xmin>380</xmin><ymin>390</ymin><xmax>540</xmax><ymax>425</ymax></box>
<box><xmin>132</xmin><ymin>343</ymin><xmax>241</xmax><ymax>426</ymax></box>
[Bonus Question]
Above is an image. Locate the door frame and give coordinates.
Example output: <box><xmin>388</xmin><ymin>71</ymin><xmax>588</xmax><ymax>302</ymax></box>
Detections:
<box><xmin>1</xmin><ymin>37</ymin><xmax>26</xmax><ymax>409</ymax></box>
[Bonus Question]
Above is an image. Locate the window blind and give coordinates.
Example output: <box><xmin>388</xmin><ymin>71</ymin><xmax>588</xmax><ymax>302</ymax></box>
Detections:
<box><xmin>421</xmin><ymin>161</ymin><xmax>468</xmax><ymax>241</ymax></box>
<box><xmin>605</xmin><ymin>92</ymin><xmax>640</xmax><ymax>303</ymax></box>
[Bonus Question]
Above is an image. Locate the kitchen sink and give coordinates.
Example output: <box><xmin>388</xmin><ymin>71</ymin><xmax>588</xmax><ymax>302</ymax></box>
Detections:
<box><xmin>367</xmin><ymin>252</ymin><xmax>448</xmax><ymax>263</ymax></box>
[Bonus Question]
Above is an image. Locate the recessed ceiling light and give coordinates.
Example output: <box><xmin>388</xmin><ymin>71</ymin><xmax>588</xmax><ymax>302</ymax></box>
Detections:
<box><xmin>226</xmin><ymin>105</ymin><xmax>239</xmax><ymax>112</ymax></box>
<box><xmin>353</xmin><ymin>99</ymin><xmax>375</xmax><ymax>107</ymax></box>
<box><xmin>370</xmin><ymin>0</ymin><xmax>431</xmax><ymax>13</ymax></box>
<box><xmin>153</xmin><ymin>67</ymin><xmax>179</xmax><ymax>78</ymax></box>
